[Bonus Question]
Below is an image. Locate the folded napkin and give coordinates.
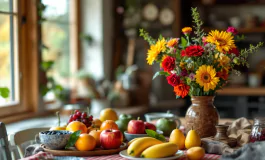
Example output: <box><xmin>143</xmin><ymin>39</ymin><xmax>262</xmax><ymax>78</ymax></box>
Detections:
<box><xmin>202</xmin><ymin>117</ymin><xmax>252</xmax><ymax>154</ymax></box>
<box><xmin>226</xmin><ymin>117</ymin><xmax>252</xmax><ymax>146</ymax></box>
<box><xmin>221</xmin><ymin>141</ymin><xmax>265</xmax><ymax>160</ymax></box>
<box><xmin>20</xmin><ymin>151</ymin><xmax>53</xmax><ymax>160</ymax></box>
<box><xmin>24</xmin><ymin>144</ymin><xmax>44</xmax><ymax>157</ymax></box>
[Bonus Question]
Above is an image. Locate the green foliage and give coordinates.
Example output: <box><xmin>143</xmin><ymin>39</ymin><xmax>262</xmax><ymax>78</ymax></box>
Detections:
<box><xmin>0</xmin><ymin>87</ymin><xmax>9</xmax><ymax>98</ymax></box>
<box><xmin>80</xmin><ymin>33</ymin><xmax>93</xmax><ymax>45</ymax></box>
<box><xmin>191</xmin><ymin>8</ymin><xmax>205</xmax><ymax>45</ymax></box>
<box><xmin>41</xmin><ymin>61</ymin><xmax>54</xmax><ymax>71</ymax></box>
<box><xmin>239</xmin><ymin>42</ymin><xmax>264</xmax><ymax>67</ymax></box>
<box><xmin>145</xmin><ymin>129</ymin><xmax>166</xmax><ymax>142</ymax></box>
<box><xmin>152</xmin><ymin>71</ymin><xmax>170</xmax><ymax>80</ymax></box>
<box><xmin>181</xmin><ymin>37</ymin><xmax>188</xmax><ymax>48</ymax></box>
<box><xmin>139</xmin><ymin>28</ymin><xmax>156</xmax><ymax>45</ymax></box>
<box><xmin>37</xmin><ymin>1</ymin><xmax>47</xmax><ymax>23</ymax></box>
<box><xmin>65</xmin><ymin>130</ymin><xmax>81</xmax><ymax>149</ymax></box>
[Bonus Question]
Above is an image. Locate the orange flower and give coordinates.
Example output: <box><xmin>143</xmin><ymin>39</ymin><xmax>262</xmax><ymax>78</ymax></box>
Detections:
<box><xmin>174</xmin><ymin>83</ymin><xmax>190</xmax><ymax>98</ymax></box>
<box><xmin>217</xmin><ymin>70</ymin><xmax>228</xmax><ymax>80</ymax></box>
<box><xmin>167</xmin><ymin>38</ymin><xmax>179</xmax><ymax>48</ymax></box>
<box><xmin>182</xmin><ymin>27</ymin><xmax>192</xmax><ymax>34</ymax></box>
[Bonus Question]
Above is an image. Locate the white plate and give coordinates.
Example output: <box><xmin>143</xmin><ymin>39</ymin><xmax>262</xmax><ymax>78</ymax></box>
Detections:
<box><xmin>119</xmin><ymin>150</ymin><xmax>184</xmax><ymax>160</ymax></box>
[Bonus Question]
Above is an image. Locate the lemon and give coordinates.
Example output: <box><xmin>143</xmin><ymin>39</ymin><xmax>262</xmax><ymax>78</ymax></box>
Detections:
<box><xmin>187</xmin><ymin>147</ymin><xmax>205</xmax><ymax>160</ymax></box>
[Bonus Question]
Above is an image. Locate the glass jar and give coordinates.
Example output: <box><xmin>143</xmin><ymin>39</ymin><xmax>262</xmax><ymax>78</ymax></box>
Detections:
<box><xmin>249</xmin><ymin>117</ymin><xmax>265</xmax><ymax>143</ymax></box>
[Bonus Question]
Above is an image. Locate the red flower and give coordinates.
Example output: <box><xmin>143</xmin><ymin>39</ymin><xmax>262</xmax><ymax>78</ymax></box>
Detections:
<box><xmin>227</xmin><ymin>26</ymin><xmax>238</xmax><ymax>35</ymax></box>
<box><xmin>217</xmin><ymin>70</ymin><xmax>228</xmax><ymax>80</ymax></box>
<box><xmin>174</xmin><ymin>83</ymin><xmax>190</xmax><ymax>98</ymax></box>
<box><xmin>228</xmin><ymin>47</ymin><xmax>240</xmax><ymax>56</ymax></box>
<box><xmin>162</xmin><ymin>56</ymin><xmax>176</xmax><ymax>72</ymax></box>
<box><xmin>181</xmin><ymin>45</ymin><xmax>204</xmax><ymax>57</ymax></box>
<box><xmin>166</xmin><ymin>74</ymin><xmax>180</xmax><ymax>87</ymax></box>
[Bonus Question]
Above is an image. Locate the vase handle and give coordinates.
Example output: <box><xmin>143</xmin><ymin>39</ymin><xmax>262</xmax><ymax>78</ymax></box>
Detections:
<box><xmin>173</xmin><ymin>116</ymin><xmax>181</xmax><ymax>128</ymax></box>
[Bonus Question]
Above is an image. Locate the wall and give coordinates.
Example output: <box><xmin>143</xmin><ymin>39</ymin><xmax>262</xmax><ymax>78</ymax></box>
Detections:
<box><xmin>80</xmin><ymin>0</ymin><xmax>113</xmax><ymax>80</ymax></box>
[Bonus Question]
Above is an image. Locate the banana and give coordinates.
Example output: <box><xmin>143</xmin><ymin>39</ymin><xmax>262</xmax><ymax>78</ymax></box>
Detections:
<box><xmin>140</xmin><ymin>142</ymin><xmax>179</xmax><ymax>158</ymax></box>
<box><xmin>127</xmin><ymin>137</ymin><xmax>163</xmax><ymax>157</ymax></box>
<box><xmin>128</xmin><ymin>137</ymin><xmax>142</xmax><ymax>146</ymax></box>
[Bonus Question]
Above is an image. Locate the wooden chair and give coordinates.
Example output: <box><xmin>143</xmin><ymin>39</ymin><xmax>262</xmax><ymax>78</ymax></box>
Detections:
<box><xmin>9</xmin><ymin>127</ymin><xmax>49</xmax><ymax>159</ymax></box>
<box><xmin>0</xmin><ymin>122</ymin><xmax>12</xmax><ymax>160</ymax></box>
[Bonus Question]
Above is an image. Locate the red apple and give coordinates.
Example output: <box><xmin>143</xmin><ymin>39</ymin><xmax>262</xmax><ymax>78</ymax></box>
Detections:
<box><xmin>127</xmin><ymin>119</ymin><xmax>145</xmax><ymax>134</ymax></box>
<box><xmin>144</xmin><ymin>122</ymin><xmax>156</xmax><ymax>131</ymax></box>
<box><xmin>100</xmin><ymin>129</ymin><xmax>123</xmax><ymax>149</ymax></box>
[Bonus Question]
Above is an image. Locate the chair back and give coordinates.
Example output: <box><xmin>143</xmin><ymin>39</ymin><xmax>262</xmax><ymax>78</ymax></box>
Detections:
<box><xmin>0</xmin><ymin>122</ymin><xmax>12</xmax><ymax>160</ymax></box>
<box><xmin>9</xmin><ymin>127</ymin><xmax>49</xmax><ymax>158</ymax></box>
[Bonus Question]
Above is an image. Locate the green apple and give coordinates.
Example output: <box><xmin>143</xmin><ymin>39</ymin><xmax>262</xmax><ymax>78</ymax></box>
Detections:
<box><xmin>116</xmin><ymin>114</ymin><xmax>134</xmax><ymax>133</ymax></box>
<box><xmin>156</xmin><ymin>118</ymin><xmax>177</xmax><ymax>136</ymax></box>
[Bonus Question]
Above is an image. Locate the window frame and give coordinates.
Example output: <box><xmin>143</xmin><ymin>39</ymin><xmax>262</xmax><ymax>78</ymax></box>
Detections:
<box><xmin>0</xmin><ymin>0</ymin><xmax>81</xmax><ymax>121</ymax></box>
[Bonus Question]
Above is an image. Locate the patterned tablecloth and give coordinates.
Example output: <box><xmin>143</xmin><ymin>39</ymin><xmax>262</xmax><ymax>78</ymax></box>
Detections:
<box><xmin>84</xmin><ymin>152</ymin><xmax>221</xmax><ymax>160</ymax></box>
<box><xmin>23</xmin><ymin>151</ymin><xmax>221</xmax><ymax>160</ymax></box>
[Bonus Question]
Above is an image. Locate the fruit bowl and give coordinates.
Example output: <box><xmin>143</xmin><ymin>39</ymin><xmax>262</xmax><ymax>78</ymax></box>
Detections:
<box><xmin>124</xmin><ymin>130</ymin><xmax>163</xmax><ymax>141</ymax></box>
<box><xmin>36</xmin><ymin>130</ymin><xmax>72</xmax><ymax>150</ymax></box>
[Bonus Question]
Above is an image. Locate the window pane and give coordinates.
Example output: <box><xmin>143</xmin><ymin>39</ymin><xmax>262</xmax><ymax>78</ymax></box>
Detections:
<box><xmin>42</xmin><ymin>0</ymin><xmax>69</xmax><ymax>23</ymax></box>
<box><xmin>0</xmin><ymin>0</ymin><xmax>10</xmax><ymax>12</ymax></box>
<box><xmin>0</xmin><ymin>14</ymin><xmax>12</xmax><ymax>104</ymax></box>
<box><xmin>42</xmin><ymin>21</ymin><xmax>70</xmax><ymax>86</ymax></box>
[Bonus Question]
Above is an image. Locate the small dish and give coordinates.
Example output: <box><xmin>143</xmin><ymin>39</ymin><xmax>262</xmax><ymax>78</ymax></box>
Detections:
<box><xmin>119</xmin><ymin>149</ymin><xmax>184</xmax><ymax>160</ymax></box>
<box><xmin>36</xmin><ymin>130</ymin><xmax>72</xmax><ymax>150</ymax></box>
<box><xmin>124</xmin><ymin>130</ymin><xmax>163</xmax><ymax>141</ymax></box>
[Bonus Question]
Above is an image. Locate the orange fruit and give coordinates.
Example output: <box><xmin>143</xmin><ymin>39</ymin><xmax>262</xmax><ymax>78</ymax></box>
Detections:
<box><xmin>100</xmin><ymin>120</ymin><xmax>119</xmax><ymax>131</ymax></box>
<box><xmin>75</xmin><ymin>134</ymin><xmax>96</xmax><ymax>151</ymax></box>
<box><xmin>66</xmin><ymin>121</ymin><xmax>88</xmax><ymax>134</ymax></box>
<box><xmin>100</xmin><ymin>108</ymin><xmax>118</xmax><ymax>122</ymax></box>
<box><xmin>87</xmin><ymin>126</ymin><xmax>100</xmax><ymax>133</ymax></box>
<box><xmin>93</xmin><ymin>118</ymin><xmax>102</xmax><ymax>128</ymax></box>
<box><xmin>187</xmin><ymin>147</ymin><xmax>205</xmax><ymax>160</ymax></box>
<box><xmin>89</xmin><ymin>130</ymin><xmax>102</xmax><ymax>147</ymax></box>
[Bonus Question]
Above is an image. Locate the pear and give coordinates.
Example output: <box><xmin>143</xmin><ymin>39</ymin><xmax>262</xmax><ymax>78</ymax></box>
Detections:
<box><xmin>185</xmin><ymin>128</ymin><xmax>201</xmax><ymax>149</ymax></box>
<box><xmin>169</xmin><ymin>129</ymin><xmax>186</xmax><ymax>149</ymax></box>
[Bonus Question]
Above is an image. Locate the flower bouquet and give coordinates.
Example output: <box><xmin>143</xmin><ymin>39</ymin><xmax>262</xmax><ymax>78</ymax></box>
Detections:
<box><xmin>140</xmin><ymin>8</ymin><xmax>263</xmax><ymax>137</ymax></box>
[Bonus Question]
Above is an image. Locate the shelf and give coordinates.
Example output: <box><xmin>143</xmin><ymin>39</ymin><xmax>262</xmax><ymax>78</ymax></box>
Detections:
<box><xmin>203</xmin><ymin>27</ymin><xmax>265</xmax><ymax>33</ymax></box>
<box><xmin>217</xmin><ymin>87</ymin><xmax>265</xmax><ymax>96</ymax></box>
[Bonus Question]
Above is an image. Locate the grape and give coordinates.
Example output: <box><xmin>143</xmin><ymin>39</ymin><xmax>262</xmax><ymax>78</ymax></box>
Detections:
<box><xmin>82</xmin><ymin>118</ymin><xmax>88</xmax><ymax>124</ymax></box>
<box><xmin>73</xmin><ymin>114</ymin><xmax>78</xmax><ymax>120</ymax></box>
<box><xmin>76</xmin><ymin>111</ymin><xmax>82</xmax><ymax>117</ymax></box>
<box><xmin>88</xmin><ymin>115</ymin><xmax>93</xmax><ymax>121</ymax></box>
<box><xmin>74</xmin><ymin>110</ymin><xmax>79</xmax><ymax>114</ymax></box>
<box><xmin>81</xmin><ymin>112</ymin><xmax>87</xmax><ymax>119</ymax></box>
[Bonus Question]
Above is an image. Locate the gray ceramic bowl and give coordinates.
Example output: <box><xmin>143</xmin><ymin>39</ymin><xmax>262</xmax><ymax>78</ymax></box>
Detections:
<box><xmin>37</xmin><ymin>130</ymin><xmax>72</xmax><ymax>150</ymax></box>
<box><xmin>124</xmin><ymin>130</ymin><xmax>163</xmax><ymax>141</ymax></box>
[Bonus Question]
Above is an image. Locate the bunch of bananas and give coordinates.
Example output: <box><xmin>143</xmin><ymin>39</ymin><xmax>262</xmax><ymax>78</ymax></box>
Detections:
<box><xmin>127</xmin><ymin>137</ymin><xmax>179</xmax><ymax>158</ymax></box>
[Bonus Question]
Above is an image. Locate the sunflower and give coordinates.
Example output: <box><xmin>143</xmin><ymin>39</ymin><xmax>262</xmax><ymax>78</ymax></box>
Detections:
<box><xmin>146</xmin><ymin>38</ymin><xmax>166</xmax><ymax>65</ymax></box>
<box><xmin>195</xmin><ymin>65</ymin><xmax>220</xmax><ymax>92</ymax></box>
<box><xmin>215</xmin><ymin>53</ymin><xmax>230</xmax><ymax>67</ymax></box>
<box><xmin>206</xmin><ymin>30</ymin><xmax>236</xmax><ymax>53</ymax></box>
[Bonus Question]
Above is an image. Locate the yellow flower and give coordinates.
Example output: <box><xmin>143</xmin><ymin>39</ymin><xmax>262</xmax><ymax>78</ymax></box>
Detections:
<box><xmin>215</xmin><ymin>53</ymin><xmax>230</xmax><ymax>67</ymax></box>
<box><xmin>206</xmin><ymin>30</ymin><xmax>236</xmax><ymax>53</ymax></box>
<box><xmin>167</xmin><ymin>38</ymin><xmax>178</xmax><ymax>47</ymax></box>
<box><xmin>195</xmin><ymin>65</ymin><xmax>220</xmax><ymax>92</ymax></box>
<box><xmin>182</xmin><ymin>27</ymin><xmax>192</xmax><ymax>34</ymax></box>
<box><xmin>179</xmin><ymin>62</ymin><xmax>186</xmax><ymax>69</ymax></box>
<box><xmin>146</xmin><ymin>38</ymin><xmax>166</xmax><ymax>65</ymax></box>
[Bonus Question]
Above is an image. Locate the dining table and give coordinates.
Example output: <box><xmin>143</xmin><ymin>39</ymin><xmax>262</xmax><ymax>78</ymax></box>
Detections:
<box><xmin>22</xmin><ymin>117</ymin><xmax>236</xmax><ymax>160</ymax></box>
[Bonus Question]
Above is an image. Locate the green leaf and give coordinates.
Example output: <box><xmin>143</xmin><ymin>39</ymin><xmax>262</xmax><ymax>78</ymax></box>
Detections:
<box><xmin>181</xmin><ymin>37</ymin><xmax>188</xmax><ymax>48</ymax></box>
<box><xmin>0</xmin><ymin>87</ymin><xmax>9</xmax><ymax>98</ymax></box>
<box><xmin>152</xmin><ymin>71</ymin><xmax>170</xmax><ymax>80</ymax></box>
<box><xmin>65</xmin><ymin>130</ymin><xmax>81</xmax><ymax>149</ymax></box>
<box><xmin>145</xmin><ymin>129</ymin><xmax>166</xmax><ymax>142</ymax></box>
<box><xmin>196</xmin><ymin>88</ymin><xmax>201</xmax><ymax>96</ymax></box>
<box><xmin>41</xmin><ymin>61</ymin><xmax>54</xmax><ymax>71</ymax></box>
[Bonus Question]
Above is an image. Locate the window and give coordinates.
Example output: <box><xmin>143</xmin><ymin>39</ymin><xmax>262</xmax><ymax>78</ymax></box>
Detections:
<box><xmin>41</xmin><ymin>0</ymin><xmax>79</xmax><ymax>101</ymax></box>
<box><xmin>0</xmin><ymin>0</ymin><xmax>19</xmax><ymax>106</ymax></box>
